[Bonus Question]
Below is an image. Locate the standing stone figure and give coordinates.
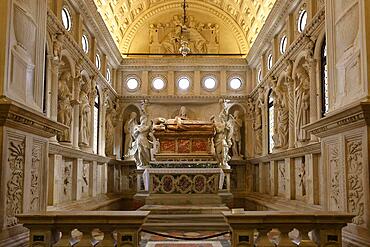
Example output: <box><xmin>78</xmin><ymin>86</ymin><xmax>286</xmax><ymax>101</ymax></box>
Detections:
<box><xmin>57</xmin><ymin>71</ymin><xmax>72</xmax><ymax>142</ymax></box>
<box><xmin>124</xmin><ymin>112</ymin><xmax>138</xmax><ymax>159</ymax></box>
<box><xmin>272</xmin><ymin>80</ymin><xmax>289</xmax><ymax>149</ymax></box>
<box><xmin>132</xmin><ymin>115</ymin><xmax>153</xmax><ymax>168</ymax></box>
<box><xmin>229</xmin><ymin>110</ymin><xmax>243</xmax><ymax>158</ymax></box>
<box><xmin>79</xmin><ymin>81</ymin><xmax>91</xmax><ymax>147</ymax></box>
<box><xmin>212</xmin><ymin>108</ymin><xmax>231</xmax><ymax>168</ymax></box>
<box><xmin>295</xmin><ymin>66</ymin><xmax>310</xmax><ymax>142</ymax></box>
<box><xmin>105</xmin><ymin>100</ymin><xmax>117</xmax><ymax>156</ymax></box>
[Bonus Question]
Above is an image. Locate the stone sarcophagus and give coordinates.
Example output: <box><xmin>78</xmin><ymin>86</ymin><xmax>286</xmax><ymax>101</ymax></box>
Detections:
<box><xmin>153</xmin><ymin>119</ymin><xmax>214</xmax><ymax>161</ymax></box>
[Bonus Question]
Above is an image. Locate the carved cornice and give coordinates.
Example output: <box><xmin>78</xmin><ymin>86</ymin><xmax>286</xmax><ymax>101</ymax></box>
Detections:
<box><xmin>249</xmin><ymin>7</ymin><xmax>325</xmax><ymax>98</ymax></box>
<box><xmin>76</xmin><ymin>0</ymin><xmax>122</xmax><ymax>66</ymax></box>
<box><xmin>247</xmin><ymin>0</ymin><xmax>295</xmax><ymax>65</ymax></box>
<box><xmin>47</xmin><ymin>11</ymin><xmax>118</xmax><ymax>99</ymax></box>
<box><xmin>121</xmin><ymin>57</ymin><xmax>248</xmax><ymax>71</ymax></box>
<box><xmin>303</xmin><ymin>102</ymin><xmax>370</xmax><ymax>138</ymax></box>
<box><xmin>248</xmin><ymin>142</ymin><xmax>321</xmax><ymax>164</ymax></box>
<box><xmin>0</xmin><ymin>97</ymin><xmax>66</xmax><ymax>138</ymax></box>
<box><xmin>49</xmin><ymin>143</ymin><xmax>111</xmax><ymax>163</ymax></box>
<box><xmin>119</xmin><ymin>95</ymin><xmax>249</xmax><ymax>104</ymax></box>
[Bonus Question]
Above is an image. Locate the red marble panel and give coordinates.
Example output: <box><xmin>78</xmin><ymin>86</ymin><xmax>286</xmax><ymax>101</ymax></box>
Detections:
<box><xmin>192</xmin><ymin>139</ymin><xmax>209</xmax><ymax>152</ymax></box>
<box><xmin>178</xmin><ymin>139</ymin><xmax>191</xmax><ymax>153</ymax></box>
<box><xmin>160</xmin><ymin>139</ymin><xmax>176</xmax><ymax>153</ymax></box>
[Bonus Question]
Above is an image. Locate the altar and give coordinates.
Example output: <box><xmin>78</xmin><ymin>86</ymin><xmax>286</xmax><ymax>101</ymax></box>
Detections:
<box><xmin>130</xmin><ymin>104</ymin><xmax>234</xmax><ymax>206</ymax></box>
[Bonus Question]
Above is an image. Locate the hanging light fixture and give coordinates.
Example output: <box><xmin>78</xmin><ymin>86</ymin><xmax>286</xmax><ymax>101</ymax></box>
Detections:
<box><xmin>178</xmin><ymin>0</ymin><xmax>190</xmax><ymax>56</ymax></box>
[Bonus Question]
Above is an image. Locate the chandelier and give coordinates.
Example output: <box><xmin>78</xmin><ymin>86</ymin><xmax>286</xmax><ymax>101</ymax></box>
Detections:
<box><xmin>178</xmin><ymin>0</ymin><xmax>190</xmax><ymax>56</ymax></box>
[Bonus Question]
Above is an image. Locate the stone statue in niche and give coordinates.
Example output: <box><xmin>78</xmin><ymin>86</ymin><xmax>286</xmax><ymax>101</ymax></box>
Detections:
<box><xmin>131</xmin><ymin>115</ymin><xmax>153</xmax><ymax>168</ymax></box>
<box><xmin>105</xmin><ymin>99</ymin><xmax>117</xmax><ymax>157</ymax></box>
<box><xmin>212</xmin><ymin>100</ymin><xmax>232</xmax><ymax>168</ymax></box>
<box><xmin>271</xmin><ymin>78</ymin><xmax>288</xmax><ymax>150</ymax></box>
<box><xmin>295</xmin><ymin>66</ymin><xmax>310</xmax><ymax>143</ymax></box>
<box><xmin>79</xmin><ymin>80</ymin><xmax>91</xmax><ymax>147</ymax></box>
<box><xmin>124</xmin><ymin>112</ymin><xmax>138</xmax><ymax>159</ymax></box>
<box><xmin>52</xmin><ymin>34</ymin><xmax>64</xmax><ymax>61</ymax></box>
<box><xmin>149</xmin><ymin>15</ymin><xmax>220</xmax><ymax>54</ymax></box>
<box><xmin>57</xmin><ymin>71</ymin><xmax>73</xmax><ymax>142</ymax></box>
<box><xmin>228</xmin><ymin>110</ymin><xmax>243</xmax><ymax>159</ymax></box>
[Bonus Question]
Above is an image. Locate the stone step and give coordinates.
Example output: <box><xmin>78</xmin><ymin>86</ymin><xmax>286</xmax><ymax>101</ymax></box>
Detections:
<box><xmin>139</xmin><ymin>204</ymin><xmax>230</xmax><ymax>215</ymax></box>
<box><xmin>146</xmin><ymin>214</ymin><xmax>227</xmax><ymax>223</ymax></box>
<box><xmin>142</xmin><ymin>222</ymin><xmax>230</xmax><ymax>232</ymax></box>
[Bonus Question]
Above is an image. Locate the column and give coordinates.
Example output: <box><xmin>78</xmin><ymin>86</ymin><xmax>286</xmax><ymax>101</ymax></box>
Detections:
<box><xmin>50</xmin><ymin>60</ymin><xmax>60</xmax><ymax>122</ymax></box>
<box><xmin>308</xmin><ymin>58</ymin><xmax>318</xmax><ymax>142</ymax></box>
<box><xmin>194</xmin><ymin>70</ymin><xmax>200</xmax><ymax>94</ymax></box>
<box><xmin>71</xmin><ymin>101</ymin><xmax>80</xmax><ymax>149</ymax></box>
<box><xmin>220</xmin><ymin>70</ymin><xmax>227</xmax><ymax>95</ymax></box>
<box><xmin>167</xmin><ymin>71</ymin><xmax>175</xmax><ymax>95</ymax></box>
<box><xmin>285</xmin><ymin>79</ymin><xmax>295</xmax><ymax>148</ymax></box>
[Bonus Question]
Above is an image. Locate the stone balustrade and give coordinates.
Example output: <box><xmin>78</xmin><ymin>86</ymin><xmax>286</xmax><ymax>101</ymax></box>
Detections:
<box><xmin>17</xmin><ymin>211</ymin><xmax>149</xmax><ymax>247</ymax></box>
<box><xmin>223</xmin><ymin>211</ymin><xmax>354</xmax><ymax>247</ymax></box>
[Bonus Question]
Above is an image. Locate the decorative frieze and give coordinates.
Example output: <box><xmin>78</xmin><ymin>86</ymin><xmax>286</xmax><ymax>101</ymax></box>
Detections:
<box><xmin>6</xmin><ymin>140</ymin><xmax>25</xmax><ymax>227</ymax></box>
<box><xmin>346</xmin><ymin>140</ymin><xmax>364</xmax><ymax>225</ymax></box>
<box><xmin>30</xmin><ymin>145</ymin><xmax>41</xmax><ymax>212</ymax></box>
<box><xmin>328</xmin><ymin>144</ymin><xmax>342</xmax><ymax>211</ymax></box>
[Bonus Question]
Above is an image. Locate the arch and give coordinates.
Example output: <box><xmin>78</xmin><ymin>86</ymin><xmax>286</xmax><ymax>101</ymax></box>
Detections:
<box><xmin>120</xmin><ymin>0</ymin><xmax>249</xmax><ymax>54</ymax></box>
<box><xmin>267</xmin><ymin>88</ymin><xmax>275</xmax><ymax>154</ymax></box>
<box><xmin>226</xmin><ymin>103</ymin><xmax>247</xmax><ymax>116</ymax></box>
<box><xmin>60</xmin><ymin>50</ymin><xmax>76</xmax><ymax>76</ymax></box>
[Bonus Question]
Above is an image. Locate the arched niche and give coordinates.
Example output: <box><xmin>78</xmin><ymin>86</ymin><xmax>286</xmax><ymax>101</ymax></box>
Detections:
<box><xmin>227</xmin><ymin>103</ymin><xmax>246</xmax><ymax>159</ymax></box>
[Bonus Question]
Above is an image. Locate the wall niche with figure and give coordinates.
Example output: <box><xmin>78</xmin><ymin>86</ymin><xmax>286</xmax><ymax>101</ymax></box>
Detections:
<box><xmin>228</xmin><ymin>104</ymin><xmax>245</xmax><ymax>160</ymax></box>
<box><xmin>122</xmin><ymin>105</ymin><xmax>140</xmax><ymax>160</ymax></box>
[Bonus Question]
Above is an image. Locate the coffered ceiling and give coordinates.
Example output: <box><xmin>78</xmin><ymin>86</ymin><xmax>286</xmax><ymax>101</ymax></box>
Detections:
<box><xmin>93</xmin><ymin>0</ymin><xmax>276</xmax><ymax>55</ymax></box>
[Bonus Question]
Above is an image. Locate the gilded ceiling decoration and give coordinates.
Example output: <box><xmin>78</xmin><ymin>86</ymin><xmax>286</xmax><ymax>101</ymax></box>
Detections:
<box><xmin>93</xmin><ymin>0</ymin><xmax>276</xmax><ymax>54</ymax></box>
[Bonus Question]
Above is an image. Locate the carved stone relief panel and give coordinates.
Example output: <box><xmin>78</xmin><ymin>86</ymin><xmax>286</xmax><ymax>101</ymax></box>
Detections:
<box><xmin>331</xmin><ymin>0</ymin><xmax>364</xmax><ymax>109</ymax></box>
<box><xmin>346</xmin><ymin>139</ymin><xmax>365</xmax><ymax>225</ymax></box>
<box><xmin>8</xmin><ymin>0</ymin><xmax>46</xmax><ymax>111</ymax></box>
<box><xmin>149</xmin><ymin>15</ymin><xmax>220</xmax><ymax>54</ymax></box>
<box><xmin>326</xmin><ymin>142</ymin><xmax>345</xmax><ymax>211</ymax></box>
<box><xmin>278</xmin><ymin>160</ymin><xmax>286</xmax><ymax>196</ymax></box>
<box><xmin>30</xmin><ymin>142</ymin><xmax>42</xmax><ymax>212</ymax></box>
<box><xmin>81</xmin><ymin>162</ymin><xmax>90</xmax><ymax>198</ymax></box>
<box><xmin>295</xmin><ymin>157</ymin><xmax>307</xmax><ymax>199</ymax></box>
<box><xmin>61</xmin><ymin>158</ymin><xmax>73</xmax><ymax>203</ymax></box>
<box><xmin>5</xmin><ymin>137</ymin><xmax>25</xmax><ymax>227</ymax></box>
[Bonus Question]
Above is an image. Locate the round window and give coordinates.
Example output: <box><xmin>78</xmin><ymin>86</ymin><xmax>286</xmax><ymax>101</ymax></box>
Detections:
<box><xmin>203</xmin><ymin>77</ymin><xmax>217</xmax><ymax>90</ymax></box>
<box><xmin>82</xmin><ymin>34</ymin><xmax>89</xmax><ymax>54</ymax></box>
<box><xmin>95</xmin><ymin>54</ymin><xmax>101</xmax><ymax>70</ymax></box>
<box><xmin>229</xmin><ymin>77</ymin><xmax>242</xmax><ymax>90</ymax></box>
<box><xmin>267</xmin><ymin>54</ymin><xmax>273</xmax><ymax>70</ymax></box>
<box><xmin>126</xmin><ymin>78</ymin><xmax>139</xmax><ymax>91</ymax></box>
<box><xmin>152</xmin><ymin>77</ymin><xmax>165</xmax><ymax>90</ymax></box>
<box><xmin>178</xmin><ymin>77</ymin><xmax>190</xmax><ymax>90</ymax></box>
<box><xmin>298</xmin><ymin>9</ymin><xmax>308</xmax><ymax>33</ymax></box>
<box><xmin>257</xmin><ymin>68</ymin><xmax>263</xmax><ymax>83</ymax></box>
<box><xmin>280</xmin><ymin>35</ymin><xmax>288</xmax><ymax>54</ymax></box>
<box><xmin>106</xmin><ymin>68</ymin><xmax>111</xmax><ymax>83</ymax></box>
<box><xmin>61</xmin><ymin>7</ymin><xmax>72</xmax><ymax>31</ymax></box>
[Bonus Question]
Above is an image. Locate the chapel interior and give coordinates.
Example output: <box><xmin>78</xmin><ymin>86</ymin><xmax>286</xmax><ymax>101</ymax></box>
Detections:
<box><xmin>0</xmin><ymin>0</ymin><xmax>369</xmax><ymax>246</ymax></box>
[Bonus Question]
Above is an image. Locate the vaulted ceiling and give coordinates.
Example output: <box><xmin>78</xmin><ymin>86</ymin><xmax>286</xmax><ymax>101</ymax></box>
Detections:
<box><xmin>93</xmin><ymin>0</ymin><xmax>276</xmax><ymax>55</ymax></box>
